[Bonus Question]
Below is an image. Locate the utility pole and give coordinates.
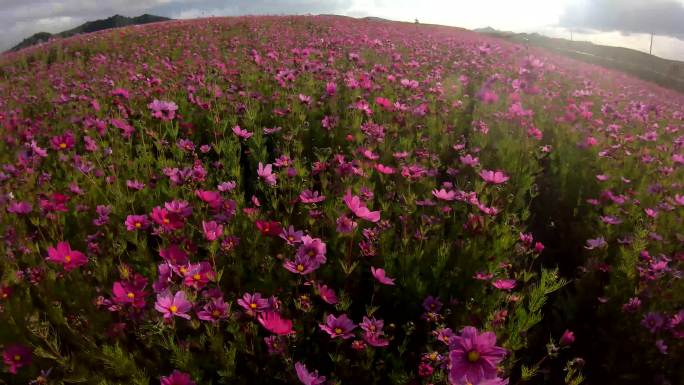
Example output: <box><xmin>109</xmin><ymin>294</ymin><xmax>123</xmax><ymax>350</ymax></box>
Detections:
<box><xmin>570</xmin><ymin>30</ymin><xmax>573</xmax><ymax>41</ymax></box>
<box><xmin>650</xmin><ymin>33</ymin><xmax>654</xmax><ymax>55</ymax></box>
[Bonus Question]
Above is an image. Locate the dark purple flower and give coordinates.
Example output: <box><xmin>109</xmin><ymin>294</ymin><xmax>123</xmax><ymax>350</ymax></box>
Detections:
<box><xmin>3</xmin><ymin>344</ymin><xmax>31</xmax><ymax>374</ymax></box>
<box><xmin>320</xmin><ymin>314</ymin><xmax>356</xmax><ymax>339</ymax></box>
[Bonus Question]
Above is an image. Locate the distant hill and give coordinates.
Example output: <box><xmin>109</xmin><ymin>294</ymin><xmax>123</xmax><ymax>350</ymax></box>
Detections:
<box><xmin>475</xmin><ymin>27</ymin><xmax>684</xmax><ymax>94</ymax></box>
<box><xmin>9</xmin><ymin>14</ymin><xmax>171</xmax><ymax>52</ymax></box>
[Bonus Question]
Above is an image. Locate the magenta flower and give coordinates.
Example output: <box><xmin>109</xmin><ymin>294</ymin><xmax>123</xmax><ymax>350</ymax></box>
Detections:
<box><xmin>296</xmin><ymin>235</ymin><xmax>327</xmax><ymax>265</ymax></box>
<box><xmin>148</xmin><ymin>99</ymin><xmax>178</xmax><ymax>121</ymax></box>
<box><xmin>284</xmin><ymin>254</ymin><xmax>320</xmax><ymax>275</ymax></box>
<box><xmin>112</xmin><ymin>276</ymin><xmax>148</xmax><ymax>309</ymax></box>
<box><xmin>559</xmin><ymin>329</ymin><xmax>575</xmax><ymax>346</ymax></box>
<box><xmin>197</xmin><ymin>297</ymin><xmax>230</xmax><ymax>323</ymax></box>
<box><xmin>280</xmin><ymin>225</ymin><xmax>303</xmax><ymax>245</ymax></box>
<box><xmin>295</xmin><ymin>362</ymin><xmax>326</xmax><ymax>385</ymax></box>
<box><xmin>319</xmin><ymin>313</ymin><xmax>356</xmax><ymax>339</ymax></box>
<box><xmin>159</xmin><ymin>244</ymin><xmax>189</xmax><ymax>265</ymax></box>
<box><xmin>183</xmin><ymin>261</ymin><xmax>215</xmax><ymax>289</ymax></box>
<box><xmin>160</xmin><ymin>370</ymin><xmax>196</xmax><ymax>385</ymax></box>
<box><xmin>343</xmin><ymin>190</ymin><xmax>380</xmax><ymax>222</ymax></box>
<box><xmin>150</xmin><ymin>206</ymin><xmax>184</xmax><ymax>230</ymax></box>
<box><xmin>360</xmin><ymin>316</ymin><xmax>389</xmax><ymax>347</ymax></box>
<box><xmin>46</xmin><ymin>241</ymin><xmax>88</xmax><ymax>272</ymax></box>
<box><xmin>479</xmin><ymin>170</ymin><xmax>509</xmax><ymax>184</ymax></box>
<box><xmin>3</xmin><ymin>344</ymin><xmax>31</xmax><ymax>374</ymax></box>
<box><xmin>299</xmin><ymin>189</ymin><xmax>326</xmax><ymax>204</ymax></box>
<box><xmin>237</xmin><ymin>292</ymin><xmax>270</xmax><ymax>316</ymax></box>
<box><xmin>257</xmin><ymin>162</ymin><xmax>277</xmax><ymax>186</ymax></box>
<box><xmin>6</xmin><ymin>201</ymin><xmax>32</xmax><ymax>215</ymax></box>
<box><xmin>124</xmin><ymin>214</ymin><xmax>149</xmax><ymax>231</ymax></box>
<box><xmin>371</xmin><ymin>267</ymin><xmax>395</xmax><ymax>286</ymax></box>
<box><xmin>448</xmin><ymin>326</ymin><xmax>507</xmax><ymax>385</ymax></box>
<box><xmin>50</xmin><ymin>131</ymin><xmax>75</xmax><ymax>151</ymax></box>
<box><xmin>316</xmin><ymin>283</ymin><xmax>338</xmax><ymax>305</ymax></box>
<box><xmin>155</xmin><ymin>291</ymin><xmax>192</xmax><ymax>320</ymax></box>
<box><xmin>258</xmin><ymin>311</ymin><xmax>294</xmax><ymax>335</ymax></box>
<box><xmin>202</xmin><ymin>220</ymin><xmax>223</xmax><ymax>241</ymax></box>
<box><xmin>491</xmin><ymin>279</ymin><xmax>516</xmax><ymax>291</ymax></box>
<box><xmin>232</xmin><ymin>125</ymin><xmax>253</xmax><ymax>139</ymax></box>
<box><xmin>433</xmin><ymin>188</ymin><xmax>457</xmax><ymax>201</ymax></box>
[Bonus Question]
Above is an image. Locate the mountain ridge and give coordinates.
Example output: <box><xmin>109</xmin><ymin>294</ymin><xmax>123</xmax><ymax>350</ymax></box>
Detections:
<box><xmin>8</xmin><ymin>14</ymin><xmax>171</xmax><ymax>52</ymax></box>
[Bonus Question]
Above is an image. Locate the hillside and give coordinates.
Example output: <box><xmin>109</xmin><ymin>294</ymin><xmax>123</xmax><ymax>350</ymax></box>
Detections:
<box><xmin>8</xmin><ymin>14</ymin><xmax>170</xmax><ymax>52</ymax></box>
<box><xmin>475</xmin><ymin>27</ymin><xmax>684</xmax><ymax>93</ymax></box>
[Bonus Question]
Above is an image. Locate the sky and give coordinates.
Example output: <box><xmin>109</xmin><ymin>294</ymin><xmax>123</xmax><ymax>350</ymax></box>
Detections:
<box><xmin>1</xmin><ymin>0</ymin><xmax>684</xmax><ymax>60</ymax></box>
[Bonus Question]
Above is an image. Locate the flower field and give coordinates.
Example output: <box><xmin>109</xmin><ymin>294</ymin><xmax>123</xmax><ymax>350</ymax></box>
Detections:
<box><xmin>0</xmin><ymin>15</ymin><xmax>683</xmax><ymax>385</ymax></box>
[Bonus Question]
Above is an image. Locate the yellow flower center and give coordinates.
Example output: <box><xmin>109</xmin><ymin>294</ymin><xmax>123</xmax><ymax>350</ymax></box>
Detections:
<box><xmin>429</xmin><ymin>352</ymin><xmax>438</xmax><ymax>361</ymax></box>
<box><xmin>250</xmin><ymin>303</ymin><xmax>257</xmax><ymax>309</ymax></box>
<box><xmin>59</xmin><ymin>143</ymin><xmax>67</xmax><ymax>149</ymax></box>
<box><xmin>334</xmin><ymin>327</ymin><xmax>343</xmax><ymax>334</ymax></box>
<box><xmin>193</xmin><ymin>274</ymin><xmax>201</xmax><ymax>280</ymax></box>
<box><xmin>169</xmin><ymin>305</ymin><xmax>177</xmax><ymax>313</ymax></box>
<box><xmin>65</xmin><ymin>255</ymin><xmax>72</xmax><ymax>263</ymax></box>
<box><xmin>467</xmin><ymin>350</ymin><xmax>481</xmax><ymax>363</ymax></box>
<box><xmin>13</xmin><ymin>354</ymin><xmax>21</xmax><ymax>361</ymax></box>
<box><xmin>308</xmin><ymin>250</ymin><xmax>315</xmax><ymax>257</ymax></box>
<box><xmin>135</xmin><ymin>222</ymin><xmax>142</xmax><ymax>228</ymax></box>
<box><xmin>212</xmin><ymin>310</ymin><xmax>221</xmax><ymax>317</ymax></box>
<box><xmin>179</xmin><ymin>267</ymin><xmax>187</xmax><ymax>274</ymax></box>
<box><xmin>296</xmin><ymin>264</ymin><xmax>305</xmax><ymax>272</ymax></box>
<box><xmin>127</xmin><ymin>292</ymin><xmax>135</xmax><ymax>299</ymax></box>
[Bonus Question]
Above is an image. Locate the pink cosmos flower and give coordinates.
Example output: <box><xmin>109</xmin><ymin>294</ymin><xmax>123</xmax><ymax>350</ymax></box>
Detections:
<box><xmin>125</xmin><ymin>214</ymin><xmax>149</xmax><ymax>231</ymax></box>
<box><xmin>319</xmin><ymin>314</ymin><xmax>356</xmax><ymax>339</ymax></box>
<box><xmin>6</xmin><ymin>201</ymin><xmax>32</xmax><ymax>215</ymax></box>
<box><xmin>150</xmin><ymin>206</ymin><xmax>184</xmax><ymax>230</ymax></box>
<box><xmin>257</xmin><ymin>162</ymin><xmax>277</xmax><ymax>186</ymax></box>
<box><xmin>148</xmin><ymin>100</ymin><xmax>178</xmax><ymax>121</ymax></box>
<box><xmin>433</xmin><ymin>189</ymin><xmax>457</xmax><ymax>201</ymax></box>
<box><xmin>343</xmin><ymin>190</ymin><xmax>380</xmax><ymax>222</ymax></box>
<box><xmin>360</xmin><ymin>316</ymin><xmax>389</xmax><ymax>347</ymax></box>
<box><xmin>3</xmin><ymin>344</ymin><xmax>31</xmax><ymax>374</ymax></box>
<box><xmin>237</xmin><ymin>292</ymin><xmax>269</xmax><ymax>316</ymax></box>
<box><xmin>448</xmin><ymin>326</ymin><xmax>507</xmax><ymax>385</ymax></box>
<box><xmin>280</xmin><ymin>225</ymin><xmax>303</xmax><ymax>245</ymax></box>
<box><xmin>560</xmin><ymin>329</ymin><xmax>575</xmax><ymax>346</ymax></box>
<box><xmin>371</xmin><ymin>267</ymin><xmax>395</xmax><ymax>285</ymax></box>
<box><xmin>197</xmin><ymin>298</ymin><xmax>230</xmax><ymax>323</ymax></box>
<box><xmin>50</xmin><ymin>131</ymin><xmax>75</xmax><ymax>151</ymax></box>
<box><xmin>479</xmin><ymin>170</ymin><xmax>509</xmax><ymax>184</ymax></box>
<box><xmin>160</xmin><ymin>370</ymin><xmax>196</xmax><ymax>385</ymax></box>
<box><xmin>183</xmin><ymin>261</ymin><xmax>215</xmax><ymax>289</ymax></box>
<box><xmin>491</xmin><ymin>279</ymin><xmax>517</xmax><ymax>291</ymax></box>
<box><xmin>159</xmin><ymin>244</ymin><xmax>189</xmax><ymax>265</ymax></box>
<box><xmin>295</xmin><ymin>362</ymin><xmax>326</xmax><ymax>385</ymax></box>
<box><xmin>155</xmin><ymin>291</ymin><xmax>192</xmax><ymax>320</ymax></box>
<box><xmin>299</xmin><ymin>189</ymin><xmax>326</xmax><ymax>204</ymax></box>
<box><xmin>112</xmin><ymin>276</ymin><xmax>148</xmax><ymax>309</ymax></box>
<box><xmin>375</xmin><ymin>163</ymin><xmax>395</xmax><ymax>174</ymax></box>
<box><xmin>296</xmin><ymin>236</ymin><xmax>327</xmax><ymax>265</ymax></box>
<box><xmin>202</xmin><ymin>220</ymin><xmax>223</xmax><ymax>241</ymax></box>
<box><xmin>195</xmin><ymin>189</ymin><xmax>223</xmax><ymax>209</ymax></box>
<box><xmin>258</xmin><ymin>311</ymin><xmax>294</xmax><ymax>335</ymax></box>
<box><xmin>316</xmin><ymin>283</ymin><xmax>338</xmax><ymax>304</ymax></box>
<box><xmin>46</xmin><ymin>241</ymin><xmax>88</xmax><ymax>272</ymax></box>
<box><xmin>232</xmin><ymin>125</ymin><xmax>253</xmax><ymax>139</ymax></box>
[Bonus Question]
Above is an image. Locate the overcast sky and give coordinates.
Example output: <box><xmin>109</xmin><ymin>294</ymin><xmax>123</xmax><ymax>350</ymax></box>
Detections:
<box><xmin>1</xmin><ymin>0</ymin><xmax>683</xmax><ymax>60</ymax></box>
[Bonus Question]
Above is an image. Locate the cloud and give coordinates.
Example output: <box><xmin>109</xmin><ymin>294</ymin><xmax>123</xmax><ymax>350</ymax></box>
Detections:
<box><xmin>560</xmin><ymin>0</ymin><xmax>684</xmax><ymax>38</ymax></box>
